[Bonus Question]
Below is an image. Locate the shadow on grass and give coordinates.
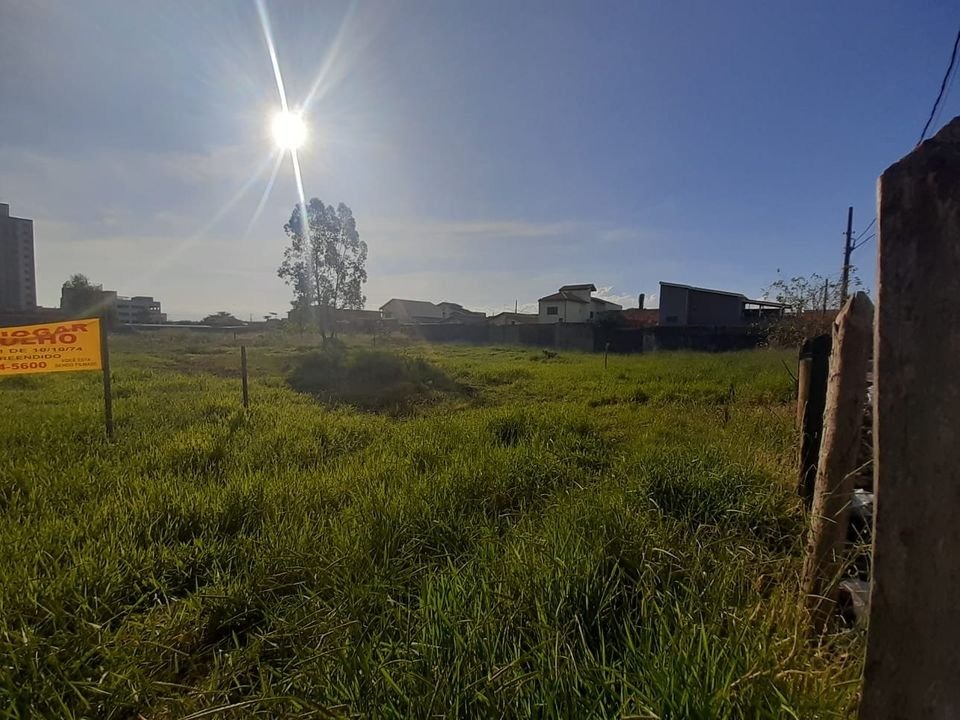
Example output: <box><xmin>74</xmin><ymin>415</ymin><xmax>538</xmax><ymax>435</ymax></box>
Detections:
<box><xmin>287</xmin><ymin>344</ymin><xmax>471</xmax><ymax>414</ymax></box>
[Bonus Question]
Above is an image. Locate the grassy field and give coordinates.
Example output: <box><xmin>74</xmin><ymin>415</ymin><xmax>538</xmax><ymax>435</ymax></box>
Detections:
<box><xmin>0</xmin><ymin>332</ymin><xmax>863</xmax><ymax>718</ymax></box>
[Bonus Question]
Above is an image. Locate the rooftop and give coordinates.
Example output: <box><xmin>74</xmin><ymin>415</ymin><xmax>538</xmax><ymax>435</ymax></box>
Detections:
<box><xmin>380</xmin><ymin>298</ymin><xmax>440</xmax><ymax>311</ymax></box>
<box><xmin>659</xmin><ymin>281</ymin><xmax>788</xmax><ymax>308</ymax></box>
<box><xmin>559</xmin><ymin>283</ymin><xmax>597</xmax><ymax>292</ymax></box>
<box><xmin>538</xmin><ymin>291</ymin><xmax>589</xmax><ymax>304</ymax></box>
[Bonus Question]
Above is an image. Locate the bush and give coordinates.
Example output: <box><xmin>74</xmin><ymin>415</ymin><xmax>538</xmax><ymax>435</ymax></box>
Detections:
<box><xmin>287</xmin><ymin>347</ymin><xmax>465</xmax><ymax>413</ymax></box>
<box><xmin>761</xmin><ymin>312</ymin><xmax>837</xmax><ymax>348</ymax></box>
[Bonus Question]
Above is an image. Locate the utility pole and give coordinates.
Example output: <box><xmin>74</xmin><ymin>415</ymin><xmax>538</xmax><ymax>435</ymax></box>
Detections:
<box><xmin>822</xmin><ymin>279</ymin><xmax>829</xmax><ymax>316</ymax></box>
<box><xmin>515</xmin><ymin>299</ymin><xmax>518</xmax><ymax>314</ymax></box>
<box><xmin>840</xmin><ymin>206</ymin><xmax>854</xmax><ymax>303</ymax></box>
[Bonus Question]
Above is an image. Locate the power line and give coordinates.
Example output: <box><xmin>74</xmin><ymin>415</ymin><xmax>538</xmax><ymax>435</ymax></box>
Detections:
<box><xmin>918</xmin><ymin>26</ymin><xmax>960</xmax><ymax>145</ymax></box>
<box><xmin>855</xmin><ymin>217</ymin><xmax>876</xmax><ymax>241</ymax></box>
<box><xmin>853</xmin><ymin>233</ymin><xmax>875</xmax><ymax>251</ymax></box>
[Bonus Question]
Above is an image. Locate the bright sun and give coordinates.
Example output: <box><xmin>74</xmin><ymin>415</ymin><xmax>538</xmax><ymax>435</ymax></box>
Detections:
<box><xmin>271</xmin><ymin>110</ymin><xmax>307</xmax><ymax>150</ymax></box>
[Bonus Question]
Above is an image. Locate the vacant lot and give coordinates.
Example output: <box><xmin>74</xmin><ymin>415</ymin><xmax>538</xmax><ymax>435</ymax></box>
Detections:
<box><xmin>0</xmin><ymin>332</ymin><xmax>862</xmax><ymax>718</ymax></box>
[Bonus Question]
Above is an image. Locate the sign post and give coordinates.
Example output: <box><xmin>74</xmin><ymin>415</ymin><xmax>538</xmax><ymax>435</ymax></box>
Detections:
<box><xmin>0</xmin><ymin>317</ymin><xmax>112</xmax><ymax>437</ymax></box>
<box><xmin>100</xmin><ymin>321</ymin><xmax>114</xmax><ymax>438</ymax></box>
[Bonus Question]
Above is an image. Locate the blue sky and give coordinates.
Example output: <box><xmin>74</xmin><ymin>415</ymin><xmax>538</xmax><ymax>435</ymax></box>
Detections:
<box><xmin>1</xmin><ymin>1</ymin><xmax>956</xmax><ymax>319</ymax></box>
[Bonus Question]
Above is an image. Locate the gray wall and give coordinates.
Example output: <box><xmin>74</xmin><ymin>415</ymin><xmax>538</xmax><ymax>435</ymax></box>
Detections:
<box><xmin>406</xmin><ymin>322</ymin><xmax>762</xmax><ymax>354</ymax></box>
<box><xmin>658</xmin><ymin>284</ymin><xmax>689</xmax><ymax>325</ymax></box>
<box><xmin>687</xmin><ymin>290</ymin><xmax>746</xmax><ymax>326</ymax></box>
<box><xmin>0</xmin><ymin>212</ymin><xmax>36</xmax><ymax>311</ymax></box>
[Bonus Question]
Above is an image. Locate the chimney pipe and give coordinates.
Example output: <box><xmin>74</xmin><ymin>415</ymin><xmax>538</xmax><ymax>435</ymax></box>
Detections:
<box><xmin>638</xmin><ymin>293</ymin><xmax>645</xmax><ymax>309</ymax></box>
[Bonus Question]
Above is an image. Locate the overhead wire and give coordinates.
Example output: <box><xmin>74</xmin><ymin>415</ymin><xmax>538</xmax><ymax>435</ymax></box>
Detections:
<box><xmin>918</xmin><ymin>26</ymin><xmax>960</xmax><ymax>144</ymax></box>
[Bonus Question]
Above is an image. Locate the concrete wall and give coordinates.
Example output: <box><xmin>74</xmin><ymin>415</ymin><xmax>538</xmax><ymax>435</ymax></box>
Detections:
<box><xmin>406</xmin><ymin>322</ymin><xmax>762</xmax><ymax>354</ymax></box>
<box><xmin>597</xmin><ymin>325</ymin><xmax>763</xmax><ymax>353</ymax></box>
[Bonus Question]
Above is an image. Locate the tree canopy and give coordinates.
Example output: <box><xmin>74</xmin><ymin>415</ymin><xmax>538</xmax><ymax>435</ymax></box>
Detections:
<box><xmin>763</xmin><ymin>272</ymin><xmax>862</xmax><ymax>314</ymax></box>
<box><xmin>62</xmin><ymin>273</ymin><xmax>101</xmax><ymax>290</ymax></box>
<box><xmin>278</xmin><ymin>199</ymin><xmax>367</xmax><ymax>337</ymax></box>
<box><xmin>202</xmin><ymin>311</ymin><xmax>243</xmax><ymax>326</ymax></box>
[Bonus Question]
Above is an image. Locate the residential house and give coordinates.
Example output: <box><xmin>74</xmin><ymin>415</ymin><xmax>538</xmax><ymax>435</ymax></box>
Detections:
<box><xmin>537</xmin><ymin>284</ymin><xmax>622</xmax><ymax>324</ymax></box>
<box><xmin>658</xmin><ymin>282</ymin><xmax>786</xmax><ymax>326</ymax></box>
<box><xmin>436</xmin><ymin>302</ymin><xmax>486</xmax><ymax>323</ymax></box>
<box><xmin>487</xmin><ymin>312</ymin><xmax>538</xmax><ymax>326</ymax></box>
<box><xmin>380</xmin><ymin>299</ymin><xmax>443</xmax><ymax>323</ymax></box>
<box><xmin>380</xmin><ymin>299</ymin><xmax>485</xmax><ymax>324</ymax></box>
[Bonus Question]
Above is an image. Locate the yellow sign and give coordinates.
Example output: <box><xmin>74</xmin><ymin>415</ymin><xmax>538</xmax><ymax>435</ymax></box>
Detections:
<box><xmin>0</xmin><ymin>318</ymin><xmax>103</xmax><ymax>376</ymax></box>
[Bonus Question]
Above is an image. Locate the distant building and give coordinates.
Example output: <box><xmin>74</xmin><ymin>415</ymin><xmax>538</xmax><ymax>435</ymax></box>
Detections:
<box><xmin>537</xmin><ymin>284</ymin><xmax>622</xmax><ymax>324</ymax></box>
<box><xmin>658</xmin><ymin>282</ymin><xmax>785</xmax><ymax>326</ymax></box>
<box><xmin>436</xmin><ymin>302</ymin><xmax>486</xmax><ymax>322</ymax></box>
<box><xmin>487</xmin><ymin>311</ymin><xmax>538</xmax><ymax>326</ymax></box>
<box><xmin>0</xmin><ymin>203</ymin><xmax>37</xmax><ymax>312</ymax></box>
<box><xmin>116</xmin><ymin>296</ymin><xmax>166</xmax><ymax>324</ymax></box>
<box><xmin>380</xmin><ymin>298</ymin><xmax>485</xmax><ymax>324</ymax></box>
<box><xmin>60</xmin><ymin>285</ymin><xmax>118</xmax><ymax>321</ymax></box>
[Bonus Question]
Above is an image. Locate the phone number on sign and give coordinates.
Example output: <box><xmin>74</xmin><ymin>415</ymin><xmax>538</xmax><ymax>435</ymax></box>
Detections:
<box><xmin>0</xmin><ymin>362</ymin><xmax>48</xmax><ymax>371</ymax></box>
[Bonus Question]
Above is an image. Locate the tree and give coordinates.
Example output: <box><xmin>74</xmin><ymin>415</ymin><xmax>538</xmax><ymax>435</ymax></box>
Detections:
<box><xmin>63</xmin><ymin>273</ymin><xmax>99</xmax><ymax>290</ymax></box>
<box><xmin>278</xmin><ymin>199</ymin><xmax>367</xmax><ymax>338</ymax></box>
<box><xmin>202</xmin><ymin>311</ymin><xmax>242</xmax><ymax>326</ymax></box>
<box><xmin>761</xmin><ymin>271</ymin><xmax>865</xmax><ymax>347</ymax></box>
<box><xmin>763</xmin><ymin>272</ymin><xmax>862</xmax><ymax>314</ymax></box>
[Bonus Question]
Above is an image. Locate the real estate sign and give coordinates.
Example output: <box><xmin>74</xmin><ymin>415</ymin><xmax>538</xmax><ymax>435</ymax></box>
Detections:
<box><xmin>0</xmin><ymin>318</ymin><xmax>103</xmax><ymax>376</ymax></box>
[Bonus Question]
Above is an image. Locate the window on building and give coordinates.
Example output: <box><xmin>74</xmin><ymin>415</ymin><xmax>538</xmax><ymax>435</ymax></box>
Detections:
<box><xmin>589</xmin><ymin>311</ymin><xmax>594</xmax><ymax>318</ymax></box>
<box><xmin>546</xmin><ymin>306</ymin><xmax>558</xmax><ymax>315</ymax></box>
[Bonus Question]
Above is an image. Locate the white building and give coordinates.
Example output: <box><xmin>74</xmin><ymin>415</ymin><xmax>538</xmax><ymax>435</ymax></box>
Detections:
<box><xmin>537</xmin><ymin>284</ymin><xmax>622</xmax><ymax>323</ymax></box>
<box><xmin>116</xmin><ymin>296</ymin><xmax>166</xmax><ymax>324</ymax></box>
<box><xmin>0</xmin><ymin>203</ymin><xmax>36</xmax><ymax>311</ymax></box>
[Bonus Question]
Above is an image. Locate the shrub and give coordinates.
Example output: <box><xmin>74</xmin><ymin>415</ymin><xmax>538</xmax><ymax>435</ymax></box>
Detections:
<box><xmin>287</xmin><ymin>347</ymin><xmax>465</xmax><ymax>413</ymax></box>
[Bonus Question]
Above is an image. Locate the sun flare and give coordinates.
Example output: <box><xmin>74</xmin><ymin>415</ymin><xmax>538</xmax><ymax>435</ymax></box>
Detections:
<box><xmin>271</xmin><ymin>110</ymin><xmax>307</xmax><ymax>150</ymax></box>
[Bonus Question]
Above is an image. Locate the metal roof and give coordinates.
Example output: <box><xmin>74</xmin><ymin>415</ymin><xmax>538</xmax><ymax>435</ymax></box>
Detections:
<box><xmin>659</xmin><ymin>281</ymin><xmax>788</xmax><ymax>308</ymax></box>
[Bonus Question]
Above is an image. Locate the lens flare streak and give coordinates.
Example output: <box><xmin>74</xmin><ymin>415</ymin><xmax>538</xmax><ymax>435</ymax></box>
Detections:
<box><xmin>255</xmin><ymin>0</ymin><xmax>288</xmax><ymax>113</ymax></box>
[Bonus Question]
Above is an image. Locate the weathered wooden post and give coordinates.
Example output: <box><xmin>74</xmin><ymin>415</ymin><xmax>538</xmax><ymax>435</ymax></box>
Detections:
<box><xmin>801</xmin><ymin>292</ymin><xmax>873</xmax><ymax>633</ymax></box>
<box><xmin>240</xmin><ymin>345</ymin><xmax>249</xmax><ymax>409</ymax></box>
<box><xmin>797</xmin><ymin>334</ymin><xmax>831</xmax><ymax>506</ymax></box>
<box><xmin>860</xmin><ymin>116</ymin><xmax>960</xmax><ymax>718</ymax></box>
<box><xmin>796</xmin><ymin>348</ymin><xmax>811</xmax><ymax>428</ymax></box>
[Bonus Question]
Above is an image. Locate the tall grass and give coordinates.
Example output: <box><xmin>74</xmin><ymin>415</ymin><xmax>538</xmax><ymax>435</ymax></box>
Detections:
<box><xmin>0</xmin><ymin>336</ymin><xmax>862</xmax><ymax>718</ymax></box>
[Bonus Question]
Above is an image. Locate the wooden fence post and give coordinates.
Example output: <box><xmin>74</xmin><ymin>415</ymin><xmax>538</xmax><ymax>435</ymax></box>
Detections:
<box><xmin>796</xmin><ymin>348</ymin><xmax>811</xmax><ymax>428</ymax></box>
<box><xmin>801</xmin><ymin>292</ymin><xmax>873</xmax><ymax>633</ymax></box>
<box><xmin>797</xmin><ymin>334</ymin><xmax>831</xmax><ymax>506</ymax></box>
<box><xmin>860</xmin><ymin>116</ymin><xmax>960</xmax><ymax>718</ymax></box>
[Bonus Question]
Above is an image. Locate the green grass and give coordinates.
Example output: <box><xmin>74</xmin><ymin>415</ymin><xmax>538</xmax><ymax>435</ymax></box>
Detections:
<box><xmin>0</xmin><ymin>332</ymin><xmax>863</xmax><ymax>718</ymax></box>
